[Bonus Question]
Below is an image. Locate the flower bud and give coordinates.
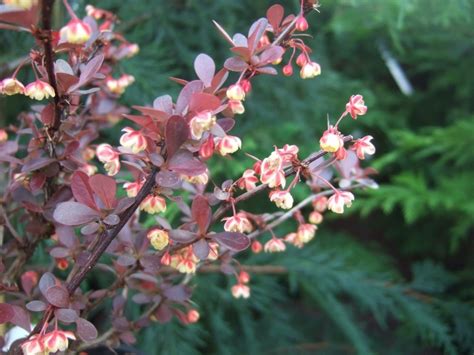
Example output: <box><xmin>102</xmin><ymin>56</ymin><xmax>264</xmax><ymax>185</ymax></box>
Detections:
<box><xmin>264</xmin><ymin>238</ymin><xmax>286</xmax><ymax>253</ymax></box>
<box><xmin>161</xmin><ymin>251</ymin><xmax>171</xmax><ymax>265</ymax></box>
<box><xmin>282</xmin><ymin>64</ymin><xmax>293</xmax><ymax>76</ymax></box>
<box><xmin>0</xmin><ymin>77</ymin><xmax>25</xmax><ymax>95</ymax></box>
<box><xmin>190</xmin><ymin>110</ymin><xmax>216</xmax><ymax>140</ymax></box>
<box><xmin>269</xmin><ymin>190</ymin><xmax>294</xmax><ymax>210</ymax></box>
<box><xmin>334</xmin><ymin>146</ymin><xmax>347</xmax><ymax>160</ymax></box>
<box><xmin>43</xmin><ymin>330</ymin><xmax>76</xmax><ymax>353</ymax></box>
<box><xmin>187</xmin><ymin>309</ymin><xmax>200</xmax><ymax>323</ymax></box>
<box><xmin>240</xmin><ymin>79</ymin><xmax>252</xmax><ymax>93</ymax></box>
<box><xmin>147</xmin><ymin>228</ymin><xmax>169</xmax><ymax>251</ymax></box>
<box><xmin>25</xmin><ymin>80</ymin><xmax>55</xmax><ymax>100</ymax></box>
<box><xmin>59</xmin><ymin>19</ymin><xmax>92</xmax><ymax>44</ymax></box>
<box><xmin>120</xmin><ymin>127</ymin><xmax>147</xmax><ymax>153</ymax></box>
<box><xmin>199</xmin><ymin>135</ymin><xmax>215</xmax><ymax>160</ymax></box>
<box><xmin>237</xmin><ymin>169</ymin><xmax>259</xmax><ymax>191</ymax></box>
<box><xmin>312</xmin><ymin>196</ymin><xmax>328</xmax><ymax>212</ymax></box>
<box><xmin>251</xmin><ymin>240</ymin><xmax>263</xmax><ymax>253</ymax></box>
<box><xmin>222</xmin><ymin>212</ymin><xmax>253</xmax><ymax>233</ymax></box>
<box><xmin>0</xmin><ymin>129</ymin><xmax>8</xmax><ymax>143</ymax></box>
<box><xmin>295</xmin><ymin>16</ymin><xmax>309</xmax><ymax>31</ymax></box>
<box><xmin>345</xmin><ymin>94</ymin><xmax>367</xmax><ymax>119</ymax></box>
<box><xmin>123</xmin><ymin>180</ymin><xmax>144</xmax><ymax>198</ymax></box>
<box><xmin>56</xmin><ymin>258</ymin><xmax>69</xmax><ymax>270</ymax></box>
<box><xmin>297</xmin><ymin>223</ymin><xmax>317</xmax><ymax>243</ymax></box>
<box><xmin>319</xmin><ymin>127</ymin><xmax>343</xmax><ymax>153</ymax></box>
<box><xmin>140</xmin><ymin>195</ymin><xmax>166</xmax><ymax>214</ymax></box>
<box><xmin>300</xmin><ymin>61</ymin><xmax>321</xmax><ymax>79</ymax></box>
<box><xmin>309</xmin><ymin>211</ymin><xmax>323</xmax><ymax>224</ymax></box>
<box><xmin>327</xmin><ymin>191</ymin><xmax>355</xmax><ymax>214</ymax></box>
<box><xmin>226</xmin><ymin>84</ymin><xmax>246</xmax><ymax>101</ymax></box>
<box><xmin>239</xmin><ymin>271</ymin><xmax>250</xmax><ymax>284</ymax></box>
<box><xmin>231</xmin><ymin>283</ymin><xmax>250</xmax><ymax>298</ymax></box>
<box><xmin>21</xmin><ymin>335</ymin><xmax>45</xmax><ymax>355</ymax></box>
<box><xmin>96</xmin><ymin>144</ymin><xmax>120</xmax><ymax>175</ymax></box>
<box><xmin>104</xmin><ymin>159</ymin><xmax>120</xmax><ymax>176</ymax></box>
<box><xmin>296</xmin><ymin>52</ymin><xmax>308</xmax><ymax>67</ymax></box>
<box><xmin>215</xmin><ymin>135</ymin><xmax>242</xmax><ymax>156</ymax></box>
<box><xmin>182</xmin><ymin>171</ymin><xmax>209</xmax><ymax>185</ymax></box>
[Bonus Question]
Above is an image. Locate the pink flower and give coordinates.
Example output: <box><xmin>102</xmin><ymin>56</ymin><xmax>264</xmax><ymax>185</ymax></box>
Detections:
<box><xmin>228</xmin><ymin>99</ymin><xmax>245</xmax><ymax>114</ymax></box>
<box><xmin>60</xmin><ymin>19</ymin><xmax>92</xmax><ymax>44</ymax></box>
<box><xmin>334</xmin><ymin>146</ymin><xmax>347</xmax><ymax>160</ymax></box>
<box><xmin>320</xmin><ymin>126</ymin><xmax>343</xmax><ymax>153</ymax></box>
<box><xmin>260</xmin><ymin>151</ymin><xmax>286</xmax><ymax>188</ymax></box>
<box><xmin>140</xmin><ymin>195</ymin><xmax>167</xmax><ymax>214</ymax></box>
<box><xmin>296</xmin><ymin>52</ymin><xmax>308</xmax><ymax>67</ymax></box>
<box><xmin>21</xmin><ymin>334</ymin><xmax>45</xmax><ymax>355</ymax></box>
<box><xmin>222</xmin><ymin>212</ymin><xmax>253</xmax><ymax>233</ymax></box>
<box><xmin>215</xmin><ymin>135</ymin><xmax>242</xmax><ymax>156</ymax></box>
<box><xmin>312</xmin><ymin>196</ymin><xmax>328</xmax><ymax>212</ymax></box>
<box><xmin>120</xmin><ymin>127</ymin><xmax>147</xmax><ymax>153</ymax></box>
<box><xmin>231</xmin><ymin>283</ymin><xmax>250</xmax><ymax>298</ymax></box>
<box><xmin>199</xmin><ymin>135</ymin><xmax>215</xmax><ymax>159</ymax></box>
<box><xmin>43</xmin><ymin>329</ymin><xmax>76</xmax><ymax>353</ymax></box>
<box><xmin>226</xmin><ymin>84</ymin><xmax>246</xmax><ymax>101</ymax></box>
<box><xmin>277</xmin><ymin>144</ymin><xmax>299</xmax><ymax>163</ymax></box>
<box><xmin>295</xmin><ymin>16</ymin><xmax>309</xmax><ymax>31</ymax></box>
<box><xmin>182</xmin><ymin>171</ymin><xmax>209</xmax><ymax>185</ymax></box>
<box><xmin>264</xmin><ymin>238</ymin><xmax>286</xmax><ymax>253</ymax></box>
<box><xmin>327</xmin><ymin>191</ymin><xmax>355</xmax><ymax>214</ymax></box>
<box><xmin>239</xmin><ymin>271</ymin><xmax>250</xmax><ymax>283</ymax></box>
<box><xmin>269</xmin><ymin>190</ymin><xmax>294</xmax><ymax>209</ymax></box>
<box><xmin>123</xmin><ymin>180</ymin><xmax>144</xmax><ymax>198</ymax></box>
<box><xmin>0</xmin><ymin>77</ymin><xmax>25</xmax><ymax>95</ymax></box>
<box><xmin>190</xmin><ymin>110</ymin><xmax>216</xmax><ymax>139</ymax></box>
<box><xmin>300</xmin><ymin>61</ymin><xmax>321</xmax><ymax>79</ymax></box>
<box><xmin>4</xmin><ymin>0</ymin><xmax>37</xmax><ymax>10</ymax></box>
<box><xmin>96</xmin><ymin>143</ymin><xmax>120</xmax><ymax>176</ymax></box>
<box><xmin>0</xmin><ymin>129</ymin><xmax>8</xmax><ymax>142</ymax></box>
<box><xmin>345</xmin><ymin>94</ymin><xmax>367</xmax><ymax>119</ymax></box>
<box><xmin>284</xmin><ymin>232</ymin><xmax>303</xmax><ymax>248</ymax></box>
<box><xmin>297</xmin><ymin>223</ymin><xmax>317</xmax><ymax>243</ymax></box>
<box><xmin>351</xmin><ymin>135</ymin><xmax>375</xmax><ymax>160</ymax></box>
<box><xmin>237</xmin><ymin>169</ymin><xmax>259</xmax><ymax>191</ymax></box>
<box><xmin>251</xmin><ymin>240</ymin><xmax>263</xmax><ymax>253</ymax></box>
<box><xmin>25</xmin><ymin>80</ymin><xmax>55</xmax><ymax>100</ymax></box>
<box><xmin>170</xmin><ymin>246</ymin><xmax>200</xmax><ymax>274</ymax></box>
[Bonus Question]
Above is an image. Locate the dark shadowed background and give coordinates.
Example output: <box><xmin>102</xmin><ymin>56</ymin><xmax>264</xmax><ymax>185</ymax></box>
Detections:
<box><xmin>1</xmin><ymin>0</ymin><xmax>473</xmax><ymax>354</ymax></box>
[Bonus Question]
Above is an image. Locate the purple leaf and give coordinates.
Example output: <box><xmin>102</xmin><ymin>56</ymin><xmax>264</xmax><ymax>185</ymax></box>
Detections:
<box><xmin>153</xmin><ymin>95</ymin><xmax>173</xmax><ymax>114</ymax></box>
<box><xmin>21</xmin><ymin>157</ymin><xmax>55</xmax><ymax>173</ymax></box>
<box><xmin>0</xmin><ymin>303</ymin><xmax>14</xmax><ymax>323</ymax></box>
<box><xmin>156</xmin><ymin>170</ymin><xmax>181</xmax><ymax>189</ymax></box>
<box><xmin>76</xmin><ymin>318</ymin><xmax>98</xmax><ymax>341</ymax></box>
<box><xmin>259</xmin><ymin>46</ymin><xmax>285</xmax><ymax>65</ymax></box>
<box><xmin>213</xmin><ymin>232</ymin><xmax>250</xmax><ymax>251</ymax></box>
<box><xmin>26</xmin><ymin>300</ymin><xmax>47</xmax><ymax>312</ymax></box>
<box><xmin>217</xmin><ymin>118</ymin><xmax>235</xmax><ymax>132</ymax></box>
<box><xmin>56</xmin><ymin>226</ymin><xmax>78</xmax><ymax>248</ymax></box>
<box><xmin>10</xmin><ymin>305</ymin><xmax>31</xmax><ymax>331</ymax></box>
<box><xmin>267</xmin><ymin>4</ymin><xmax>284</xmax><ymax>31</ymax></box>
<box><xmin>165</xmin><ymin>115</ymin><xmax>189</xmax><ymax>158</ymax></box>
<box><xmin>194</xmin><ymin>53</ymin><xmax>215</xmax><ymax>87</ymax></box>
<box><xmin>80</xmin><ymin>222</ymin><xmax>100</xmax><ymax>235</ymax></box>
<box><xmin>117</xmin><ymin>254</ymin><xmax>136</xmax><ymax>267</ymax></box>
<box><xmin>103</xmin><ymin>214</ymin><xmax>120</xmax><ymax>226</ymax></box>
<box><xmin>192</xmin><ymin>195</ymin><xmax>211</xmax><ymax>234</ymax></box>
<box><xmin>193</xmin><ymin>239</ymin><xmax>210</xmax><ymax>259</ymax></box>
<box><xmin>49</xmin><ymin>247</ymin><xmax>69</xmax><ymax>258</ymax></box>
<box><xmin>168</xmin><ymin>229</ymin><xmax>197</xmax><ymax>243</ymax></box>
<box><xmin>168</xmin><ymin>150</ymin><xmax>207</xmax><ymax>176</ymax></box>
<box><xmin>189</xmin><ymin>92</ymin><xmax>221</xmax><ymax>113</ymax></box>
<box><xmin>256</xmin><ymin>66</ymin><xmax>278</xmax><ymax>75</ymax></box>
<box><xmin>248</xmin><ymin>18</ymin><xmax>268</xmax><ymax>52</ymax></box>
<box><xmin>39</xmin><ymin>272</ymin><xmax>56</xmax><ymax>296</ymax></box>
<box><xmin>224</xmin><ymin>57</ymin><xmax>249</xmax><ymax>72</ymax></box>
<box><xmin>90</xmin><ymin>174</ymin><xmax>116</xmax><ymax>209</ymax></box>
<box><xmin>163</xmin><ymin>285</ymin><xmax>191</xmax><ymax>302</ymax></box>
<box><xmin>132</xmin><ymin>293</ymin><xmax>152</xmax><ymax>304</ymax></box>
<box><xmin>55</xmin><ymin>308</ymin><xmax>78</xmax><ymax>324</ymax></box>
<box><xmin>45</xmin><ymin>286</ymin><xmax>69</xmax><ymax>308</ymax></box>
<box><xmin>53</xmin><ymin>201</ymin><xmax>100</xmax><ymax>226</ymax></box>
<box><xmin>176</xmin><ymin>80</ymin><xmax>204</xmax><ymax>115</ymax></box>
<box><xmin>154</xmin><ymin>304</ymin><xmax>173</xmax><ymax>323</ymax></box>
<box><xmin>71</xmin><ymin>171</ymin><xmax>97</xmax><ymax>210</ymax></box>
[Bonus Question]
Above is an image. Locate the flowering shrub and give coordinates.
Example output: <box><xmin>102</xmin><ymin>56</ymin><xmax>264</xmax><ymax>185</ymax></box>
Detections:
<box><xmin>0</xmin><ymin>0</ymin><xmax>377</xmax><ymax>353</ymax></box>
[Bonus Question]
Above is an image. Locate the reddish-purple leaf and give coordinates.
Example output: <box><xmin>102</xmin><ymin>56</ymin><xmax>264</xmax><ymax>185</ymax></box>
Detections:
<box><xmin>248</xmin><ymin>18</ymin><xmax>268</xmax><ymax>52</ymax></box>
<box><xmin>153</xmin><ymin>95</ymin><xmax>173</xmax><ymax>114</ymax></box>
<box><xmin>49</xmin><ymin>247</ymin><xmax>69</xmax><ymax>258</ymax></box>
<box><xmin>76</xmin><ymin>318</ymin><xmax>98</xmax><ymax>341</ymax></box>
<box><xmin>168</xmin><ymin>229</ymin><xmax>197</xmax><ymax>243</ymax></box>
<box><xmin>71</xmin><ymin>171</ymin><xmax>97</xmax><ymax>210</ymax></box>
<box><xmin>176</xmin><ymin>80</ymin><xmax>204</xmax><ymax>115</ymax></box>
<box><xmin>259</xmin><ymin>46</ymin><xmax>285</xmax><ymax>65</ymax></box>
<box><xmin>89</xmin><ymin>174</ymin><xmax>116</xmax><ymax>209</ymax></box>
<box><xmin>39</xmin><ymin>272</ymin><xmax>56</xmax><ymax>296</ymax></box>
<box><xmin>21</xmin><ymin>157</ymin><xmax>55</xmax><ymax>173</ymax></box>
<box><xmin>73</xmin><ymin>54</ymin><xmax>104</xmax><ymax>90</ymax></box>
<box><xmin>163</xmin><ymin>285</ymin><xmax>191</xmax><ymax>302</ymax></box>
<box><xmin>154</xmin><ymin>304</ymin><xmax>173</xmax><ymax>323</ymax></box>
<box><xmin>189</xmin><ymin>92</ymin><xmax>221</xmax><ymax>113</ymax></box>
<box><xmin>213</xmin><ymin>232</ymin><xmax>250</xmax><ymax>251</ymax></box>
<box><xmin>10</xmin><ymin>305</ymin><xmax>31</xmax><ymax>331</ymax></box>
<box><xmin>168</xmin><ymin>150</ymin><xmax>207</xmax><ymax>176</ymax></box>
<box><xmin>193</xmin><ymin>239</ymin><xmax>210</xmax><ymax>259</ymax></box>
<box><xmin>210</xmin><ymin>68</ymin><xmax>229</xmax><ymax>92</ymax></box>
<box><xmin>80</xmin><ymin>222</ymin><xmax>100</xmax><ymax>235</ymax></box>
<box><xmin>117</xmin><ymin>254</ymin><xmax>136</xmax><ymax>267</ymax></box>
<box><xmin>194</xmin><ymin>53</ymin><xmax>215</xmax><ymax>87</ymax></box>
<box><xmin>267</xmin><ymin>4</ymin><xmax>284</xmax><ymax>32</ymax></box>
<box><xmin>256</xmin><ymin>66</ymin><xmax>278</xmax><ymax>75</ymax></box>
<box><xmin>55</xmin><ymin>308</ymin><xmax>78</xmax><ymax>324</ymax></box>
<box><xmin>217</xmin><ymin>118</ymin><xmax>235</xmax><ymax>132</ymax></box>
<box><xmin>192</xmin><ymin>195</ymin><xmax>211</xmax><ymax>234</ymax></box>
<box><xmin>132</xmin><ymin>293</ymin><xmax>152</xmax><ymax>305</ymax></box>
<box><xmin>165</xmin><ymin>115</ymin><xmax>189</xmax><ymax>158</ymax></box>
<box><xmin>45</xmin><ymin>286</ymin><xmax>69</xmax><ymax>308</ymax></box>
<box><xmin>156</xmin><ymin>170</ymin><xmax>181</xmax><ymax>189</ymax></box>
<box><xmin>40</xmin><ymin>103</ymin><xmax>54</xmax><ymax>125</ymax></box>
<box><xmin>103</xmin><ymin>214</ymin><xmax>120</xmax><ymax>226</ymax></box>
<box><xmin>0</xmin><ymin>304</ymin><xmax>14</xmax><ymax>323</ymax></box>
<box><xmin>53</xmin><ymin>201</ymin><xmax>100</xmax><ymax>226</ymax></box>
<box><xmin>26</xmin><ymin>300</ymin><xmax>47</xmax><ymax>312</ymax></box>
<box><xmin>56</xmin><ymin>226</ymin><xmax>77</xmax><ymax>248</ymax></box>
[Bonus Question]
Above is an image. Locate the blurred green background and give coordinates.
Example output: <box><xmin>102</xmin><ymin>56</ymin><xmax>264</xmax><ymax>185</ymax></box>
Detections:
<box><xmin>1</xmin><ymin>0</ymin><xmax>474</xmax><ymax>354</ymax></box>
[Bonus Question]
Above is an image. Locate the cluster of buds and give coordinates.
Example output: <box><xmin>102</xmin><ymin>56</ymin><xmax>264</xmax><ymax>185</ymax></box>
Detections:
<box><xmin>21</xmin><ymin>330</ymin><xmax>76</xmax><ymax>355</ymax></box>
<box><xmin>96</xmin><ymin>143</ymin><xmax>120</xmax><ymax>176</ymax></box>
<box><xmin>285</xmin><ymin>223</ymin><xmax>317</xmax><ymax>248</ymax></box>
<box><xmin>106</xmin><ymin>74</ymin><xmax>135</xmax><ymax>95</ymax></box>
<box><xmin>231</xmin><ymin>271</ymin><xmax>251</xmax><ymax>299</ymax></box>
<box><xmin>226</xmin><ymin>83</ymin><xmax>247</xmax><ymax>115</ymax></box>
